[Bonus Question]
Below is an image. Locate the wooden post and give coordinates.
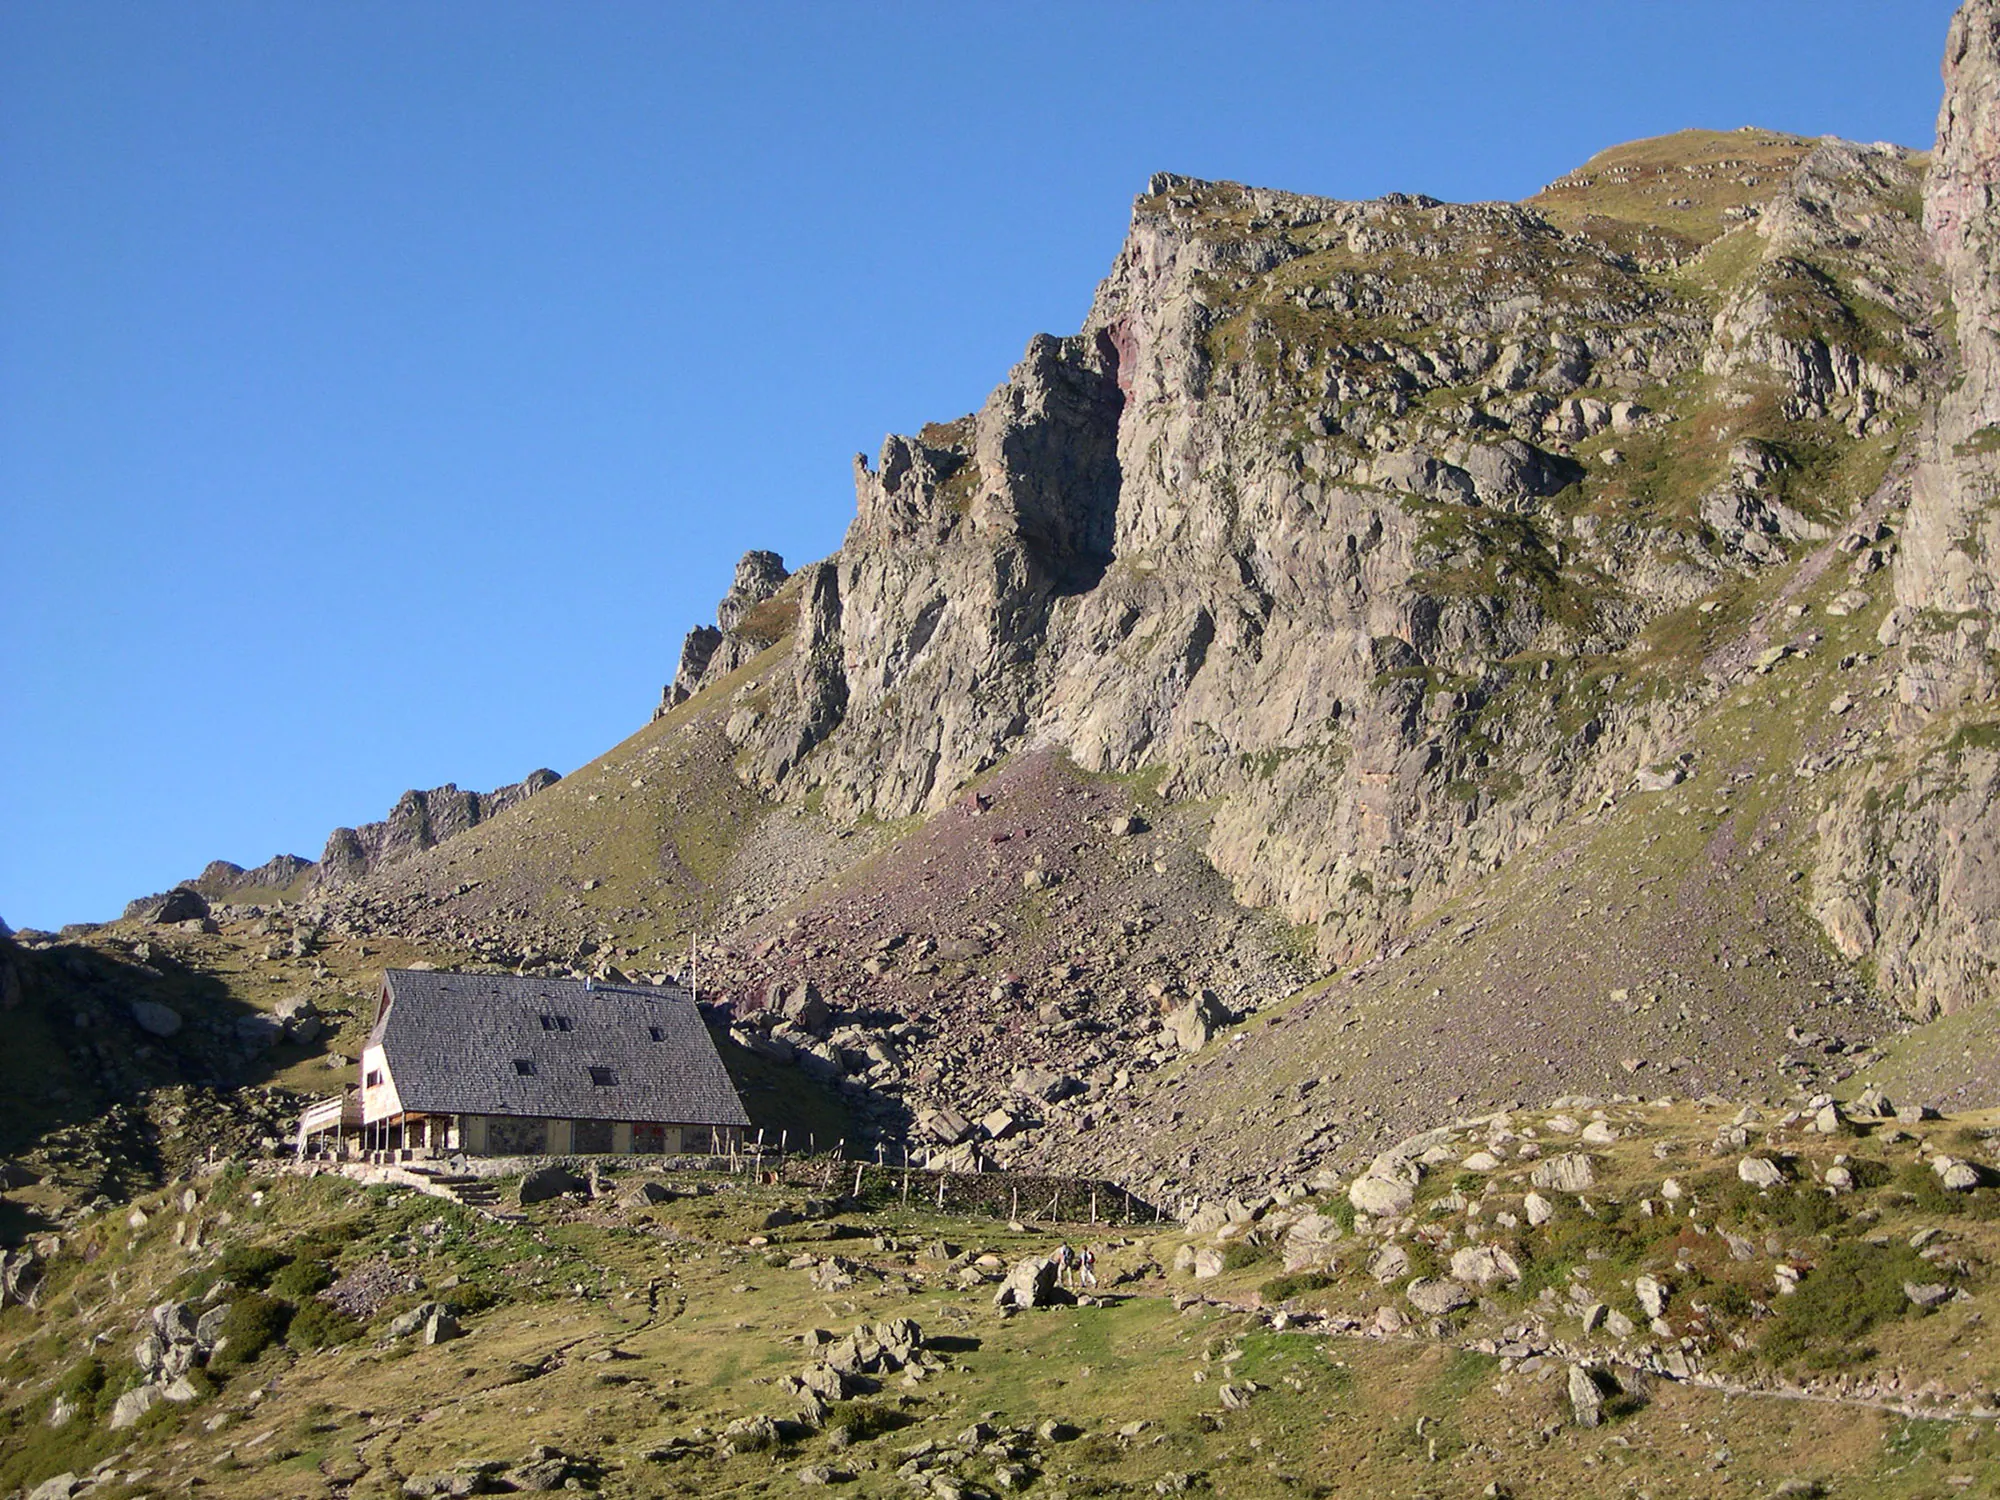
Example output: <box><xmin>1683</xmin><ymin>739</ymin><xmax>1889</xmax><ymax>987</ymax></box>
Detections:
<box><xmin>901</xmin><ymin>1167</ymin><xmax>910</xmax><ymax>1206</ymax></box>
<box><xmin>1091</xmin><ymin>1189</ymin><xmax>1098</xmax><ymax>1225</ymax></box>
<box><xmin>779</xmin><ymin>1129</ymin><xmax>788</xmax><ymax>1155</ymax></box>
<box><xmin>853</xmin><ymin>1161</ymin><xmax>864</xmax><ymax>1198</ymax></box>
<box><xmin>1011</xmin><ymin>1187</ymin><xmax>1018</xmax><ymax>1222</ymax></box>
<box><xmin>936</xmin><ymin>1174</ymin><xmax>947</xmax><ymax>1209</ymax></box>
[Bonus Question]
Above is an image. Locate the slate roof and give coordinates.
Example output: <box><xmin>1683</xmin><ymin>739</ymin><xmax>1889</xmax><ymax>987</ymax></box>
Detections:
<box><xmin>371</xmin><ymin>969</ymin><xmax>749</xmax><ymax>1127</ymax></box>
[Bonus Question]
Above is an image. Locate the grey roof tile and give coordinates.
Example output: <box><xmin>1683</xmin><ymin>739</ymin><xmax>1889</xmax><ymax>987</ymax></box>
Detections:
<box><xmin>373</xmin><ymin>969</ymin><xmax>749</xmax><ymax>1128</ymax></box>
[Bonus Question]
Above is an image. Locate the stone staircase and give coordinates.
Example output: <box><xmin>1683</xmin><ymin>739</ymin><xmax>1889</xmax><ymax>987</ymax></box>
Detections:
<box><xmin>428</xmin><ymin>1173</ymin><xmax>513</xmax><ymax>1216</ymax></box>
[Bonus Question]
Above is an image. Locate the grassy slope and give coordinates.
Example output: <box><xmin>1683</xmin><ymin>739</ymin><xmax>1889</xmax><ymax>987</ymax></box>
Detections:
<box><xmin>1527</xmin><ymin>127</ymin><xmax>1818</xmax><ymax>254</ymax></box>
<box><xmin>3</xmin><ymin>1104</ymin><xmax>1997</xmax><ymax>1499</ymax></box>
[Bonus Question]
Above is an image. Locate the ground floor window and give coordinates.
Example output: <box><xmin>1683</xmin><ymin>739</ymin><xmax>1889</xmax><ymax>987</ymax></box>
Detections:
<box><xmin>573</xmin><ymin>1118</ymin><xmax>615</xmax><ymax>1154</ymax></box>
<box><xmin>631</xmin><ymin>1122</ymin><xmax>667</xmax><ymax>1154</ymax></box>
<box><xmin>486</xmin><ymin>1116</ymin><xmax>548</xmax><ymax>1154</ymax></box>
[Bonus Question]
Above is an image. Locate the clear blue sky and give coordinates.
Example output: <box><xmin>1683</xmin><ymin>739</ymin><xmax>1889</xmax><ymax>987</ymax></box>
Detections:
<box><xmin>0</xmin><ymin>1</ymin><xmax>1958</xmax><ymax>930</ymax></box>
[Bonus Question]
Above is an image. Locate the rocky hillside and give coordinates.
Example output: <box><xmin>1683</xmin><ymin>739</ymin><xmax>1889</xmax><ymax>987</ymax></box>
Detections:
<box><xmin>689</xmin><ymin>126</ymin><xmax>1941</xmax><ymax>987</ymax></box>
<box><xmin>11</xmin><ymin>1</ymin><xmax>2000</xmax><ymax>1237</ymax></box>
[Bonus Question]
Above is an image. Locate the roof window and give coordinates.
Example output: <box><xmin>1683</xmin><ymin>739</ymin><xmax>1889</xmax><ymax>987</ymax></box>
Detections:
<box><xmin>648</xmin><ymin>1026</ymin><xmax>665</xmax><ymax>1042</ymax></box>
<box><xmin>539</xmin><ymin>1014</ymin><xmax>573</xmax><ymax>1032</ymax></box>
<box><xmin>513</xmin><ymin>1058</ymin><xmax>536</xmax><ymax>1076</ymax></box>
<box><xmin>588</xmin><ymin>1065</ymin><xmax>617</xmax><ymax>1086</ymax></box>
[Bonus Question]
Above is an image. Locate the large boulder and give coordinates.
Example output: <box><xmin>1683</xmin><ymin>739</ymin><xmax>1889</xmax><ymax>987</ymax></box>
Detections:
<box><xmin>1568</xmin><ymin>1364</ymin><xmax>1609</xmax><ymax>1427</ymax></box>
<box><xmin>1404</xmin><ymin>1278</ymin><xmax>1472</xmax><ymax>1316</ymax></box>
<box><xmin>1012</xmin><ymin>1067</ymin><xmax>1083</xmax><ymax>1105</ymax></box>
<box><xmin>1530</xmin><ymin>1153</ymin><xmax>1597</xmax><ymax>1193</ymax></box>
<box><xmin>1168</xmin><ymin>990</ymin><xmax>1231</xmax><ymax>1054</ymax></box>
<box><xmin>1933</xmin><ymin>1155</ymin><xmax>1984</xmax><ymax>1191</ymax></box>
<box><xmin>129</xmin><ymin>888</ymin><xmax>209</xmax><ymax>925</ymax></box>
<box><xmin>109</xmin><ymin>1382</ymin><xmax>163</xmax><ymax>1429</ymax></box>
<box><xmin>518</xmin><ymin>1165</ymin><xmax>588</xmax><ymax>1205</ymax></box>
<box><xmin>1449</xmin><ymin>1245</ymin><xmax>1521</xmax><ymax>1287</ymax></box>
<box><xmin>993</xmin><ymin>1256</ymin><xmax>1070</xmax><ymax>1310</ymax></box>
<box><xmin>1348</xmin><ymin>1169</ymin><xmax>1417</xmax><ymax>1218</ymax></box>
<box><xmin>1737</xmin><ymin>1157</ymin><xmax>1786</xmax><ymax>1189</ymax></box>
<box><xmin>129</xmin><ymin>1000</ymin><xmax>184</xmax><ymax>1039</ymax></box>
<box><xmin>1279</xmin><ymin>1211</ymin><xmax>1345</xmax><ymax>1271</ymax></box>
<box><xmin>919</xmin><ymin>1108</ymin><xmax>975</xmax><ymax>1146</ymax></box>
<box><xmin>620</xmin><ymin>1180</ymin><xmax>677</xmax><ymax>1209</ymax></box>
<box><xmin>781</xmin><ymin>983</ymin><xmax>831</xmax><ymax>1037</ymax></box>
<box><xmin>275</xmin><ymin>994</ymin><xmax>323</xmax><ymax>1044</ymax></box>
<box><xmin>235</xmin><ymin>1012</ymin><xmax>286</xmax><ymax>1051</ymax></box>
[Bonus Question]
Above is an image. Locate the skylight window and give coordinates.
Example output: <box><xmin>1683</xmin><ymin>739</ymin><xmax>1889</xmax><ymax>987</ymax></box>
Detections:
<box><xmin>513</xmin><ymin>1058</ymin><xmax>536</xmax><ymax>1076</ymax></box>
<box><xmin>539</xmin><ymin>1014</ymin><xmax>573</xmax><ymax>1032</ymax></box>
<box><xmin>648</xmin><ymin>1026</ymin><xmax>665</xmax><ymax>1042</ymax></box>
<box><xmin>588</xmin><ymin>1065</ymin><xmax>617</xmax><ymax>1086</ymax></box>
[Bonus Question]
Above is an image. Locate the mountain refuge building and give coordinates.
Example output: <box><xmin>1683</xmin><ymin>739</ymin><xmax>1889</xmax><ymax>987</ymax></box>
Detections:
<box><xmin>301</xmin><ymin>968</ymin><xmax>750</xmax><ymax>1159</ymax></box>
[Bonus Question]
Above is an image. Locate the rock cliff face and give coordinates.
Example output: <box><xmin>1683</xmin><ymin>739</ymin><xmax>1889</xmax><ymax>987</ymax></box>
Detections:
<box><xmin>1810</xmin><ymin>0</ymin><xmax>2000</xmax><ymax>1020</ymax></box>
<box><xmin>685</xmin><ymin>130</ymin><xmax>1945</xmax><ymax>974</ymax></box>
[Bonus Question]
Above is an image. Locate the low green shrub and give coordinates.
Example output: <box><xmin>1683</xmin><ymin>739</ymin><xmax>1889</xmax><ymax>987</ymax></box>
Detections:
<box><xmin>212</xmin><ymin>1244</ymin><xmax>291</xmax><ymax>1291</ymax></box>
<box><xmin>210</xmin><ymin>1292</ymin><xmax>293</xmax><ymax>1371</ymax></box>
<box><xmin>1893</xmin><ymin>1161</ymin><xmax>2000</xmax><ymax>1221</ymax></box>
<box><xmin>286</xmin><ymin>1299</ymin><xmax>362</xmax><ymax>1351</ymax></box>
<box><xmin>1260</xmin><ymin>1270</ymin><xmax>1335</xmax><ymax>1302</ymax></box>
<box><xmin>1220</xmin><ymin>1240</ymin><xmax>1273</xmax><ymax>1272</ymax></box>
<box><xmin>825</xmin><ymin>1400</ymin><xmax>911</xmax><ymax>1443</ymax></box>
<box><xmin>268</xmin><ymin>1258</ymin><xmax>334</xmax><ymax>1301</ymax></box>
<box><xmin>1760</xmin><ymin>1241</ymin><xmax>1935</xmax><ymax>1368</ymax></box>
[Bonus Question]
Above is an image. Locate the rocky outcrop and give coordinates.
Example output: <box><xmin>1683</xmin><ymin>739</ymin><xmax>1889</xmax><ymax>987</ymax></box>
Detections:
<box><xmin>189</xmin><ymin>853</ymin><xmax>315</xmax><ymax>900</ymax></box>
<box><xmin>138</xmin><ymin>771</ymin><xmax>561</xmax><ymax>910</ymax></box>
<box><xmin>682</xmin><ymin>139</ymin><xmax>1939</xmax><ymax>970</ymax></box>
<box><xmin>317</xmin><ymin>770</ymin><xmax>560</xmax><ymax>887</ymax></box>
<box><xmin>659</xmin><ymin>549</ymin><xmax>793</xmax><ymax>712</ymax></box>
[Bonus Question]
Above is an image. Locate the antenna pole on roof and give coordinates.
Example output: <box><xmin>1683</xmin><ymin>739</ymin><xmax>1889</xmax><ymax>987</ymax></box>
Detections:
<box><xmin>688</xmin><ymin>933</ymin><xmax>697</xmax><ymax>1003</ymax></box>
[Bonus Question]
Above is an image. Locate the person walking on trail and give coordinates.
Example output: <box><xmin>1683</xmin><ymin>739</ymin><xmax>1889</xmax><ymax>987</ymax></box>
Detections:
<box><xmin>1055</xmin><ymin>1241</ymin><xmax>1075</xmax><ymax>1288</ymax></box>
<box><xmin>1079</xmin><ymin>1245</ymin><xmax>1097</xmax><ymax>1288</ymax></box>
